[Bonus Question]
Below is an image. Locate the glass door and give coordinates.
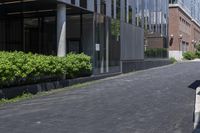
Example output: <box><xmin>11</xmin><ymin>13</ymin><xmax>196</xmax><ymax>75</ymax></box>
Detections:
<box><xmin>94</xmin><ymin>14</ymin><xmax>108</xmax><ymax>74</ymax></box>
<box><xmin>67</xmin><ymin>39</ymin><xmax>81</xmax><ymax>53</ymax></box>
<box><xmin>24</xmin><ymin>18</ymin><xmax>39</xmax><ymax>53</ymax></box>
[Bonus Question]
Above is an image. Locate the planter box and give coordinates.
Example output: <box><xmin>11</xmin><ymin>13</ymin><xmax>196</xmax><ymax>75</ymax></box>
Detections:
<box><xmin>0</xmin><ymin>72</ymin><xmax>121</xmax><ymax>99</ymax></box>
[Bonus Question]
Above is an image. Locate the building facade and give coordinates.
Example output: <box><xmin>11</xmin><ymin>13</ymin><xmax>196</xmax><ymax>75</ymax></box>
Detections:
<box><xmin>143</xmin><ymin>0</ymin><xmax>169</xmax><ymax>51</ymax></box>
<box><xmin>169</xmin><ymin>0</ymin><xmax>200</xmax><ymax>60</ymax></box>
<box><xmin>0</xmin><ymin>0</ymin><xmax>169</xmax><ymax>74</ymax></box>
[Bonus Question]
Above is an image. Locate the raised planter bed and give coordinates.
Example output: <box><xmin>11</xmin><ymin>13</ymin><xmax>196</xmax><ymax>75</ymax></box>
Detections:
<box><xmin>0</xmin><ymin>72</ymin><xmax>121</xmax><ymax>99</ymax></box>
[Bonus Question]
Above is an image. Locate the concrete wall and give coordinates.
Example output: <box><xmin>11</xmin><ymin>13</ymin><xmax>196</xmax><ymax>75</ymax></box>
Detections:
<box><xmin>169</xmin><ymin>51</ymin><xmax>183</xmax><ymax>61</ymax></box>
<box><xmin>122</xmin><ymin>59</ymin><xmax>172</xmax><ymax>73</ymax></box>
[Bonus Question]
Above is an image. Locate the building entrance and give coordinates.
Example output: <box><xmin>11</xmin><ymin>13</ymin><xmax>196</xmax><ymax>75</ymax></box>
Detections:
<box><xmin>24</xmin><ymin>18</ymin><xmax>40</xmax><ymax>53</ymax></box>
<box><xmin>67</xmin><ymin>39</ymin><xmax>81</xmax><ymax>53</ymax></box>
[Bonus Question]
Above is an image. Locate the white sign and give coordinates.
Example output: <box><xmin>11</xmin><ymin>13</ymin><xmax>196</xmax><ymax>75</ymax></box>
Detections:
<box><xmin>96</xmin><ymin>44</ymin><xmax>100</xmax><ymax>51</ymax></box>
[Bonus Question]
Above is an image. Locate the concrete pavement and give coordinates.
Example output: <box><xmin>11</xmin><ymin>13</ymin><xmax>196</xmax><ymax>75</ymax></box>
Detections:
<box><xmin>0</xmin><ymin>62</ymin><xmax>200</xmax><ymax>133</ymax></box>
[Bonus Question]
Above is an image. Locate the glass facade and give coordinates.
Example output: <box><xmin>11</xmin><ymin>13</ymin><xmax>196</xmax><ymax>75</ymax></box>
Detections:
<box><xmin>0</xmin><ymin>0</ymin><xmax>169</xmax><ymax>75</ymax></box>
<box><xmin>169</xmin><ymin>0</ymin><xmax>200</xmax><ymax>24</ymax></box>
<box><xmin>67</xmin><ymin>0</ymin><xmax>168</xmax><ymax>36</ymax></box>
<box><xmin>0</xmin><ymin>16</ymin><xmax>57</xmax><ymax>55</ymax></box>
<box><xmin>141</xmin><ymin>0</ymin><xmax>168</xmax><ymax>36</ymax></box>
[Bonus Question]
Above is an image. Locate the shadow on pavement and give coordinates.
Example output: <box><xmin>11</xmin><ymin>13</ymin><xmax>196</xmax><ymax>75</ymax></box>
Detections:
<box><xmin>193</xmin><ymin>128</ymin><xmax>200</xmax><ymax>133</ymax></box>
<box><xmin>188</xmin><ymin>80</ymin><xmax>200</xmax><ymax>90</ymax></box>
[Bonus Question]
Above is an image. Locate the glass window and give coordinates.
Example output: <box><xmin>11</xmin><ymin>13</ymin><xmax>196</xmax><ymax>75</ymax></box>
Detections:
<box><xmin>125</xmin><ymin>0</ymin><xmax>127</xmax><ymax>22</ymax></box>
<box><xmin>94</xmin><ymin>0</ymin><xmax>97</xmax><ymax>12</ymax></box>
<box><xmin>43</xmin><ymin>17</ymin><xmax>56</xmax><ymax>55</ymax></box>
<box><xmin>100</xmin><ymin>0</ymin><xmax>106</xmax><ymax>15</ymax></box>
<box><xmin>134</xmin><ymin>0</ymin><xmax>142</xmax><ymax>27</ymax></box>
<box><xmin>128</xmin><ymin>5</ymin><xmax>133</xmax><ymax>24</ymax></box>
<box><xmin>169</xmin><ymin>0</ymin><xmax>178</xmax><ymax>4</ymax></box>
<box><xmin>116</xmin><ymin>0</ymin><xmax>120</xmax><ymax>20</ymax></box>
<box><xmin>71</xmin><ymin>0</ymin><xmax>75</xmax><ymax>4</ymax></box>
<box><xmin>80</xmin><ymin>0</ymin><xmax>87</xmax><ymax>8</ymax></box>
<box><xmin>111</xmin><ymin>0</ymin><xmax>115</xmax><ymax>18</ymax></box>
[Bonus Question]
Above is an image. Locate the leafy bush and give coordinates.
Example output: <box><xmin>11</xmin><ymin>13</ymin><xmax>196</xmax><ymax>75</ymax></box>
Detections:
<box><xmin>183</xmin><ymin>51</ymin><xmax>196</xmax><ymax>60</ymax></box>
<box><xmin>169</xmin><ymin>57</ymin><xmax>177</xmax><ymax>63</ymax></box>
<box><xmin>195</xmin><ymin>44</ymin><xmax>200</xmax><ymax>52</ymax></box>
<box><xmin>194</xmin><ymin>43</ymin><xmax>200</xmax><ymax>58</ymax></box>
<box><xmin>0</xmin><ymin>51</ymin><xmax>92</xmax><ymax>87</ymax></box>
<box><xmin>195</xmin><ymin>51</ymin><xmax>200</xmax><ymax>58</ymax></box>
<box><xmin>65</xmin><ymin>53</ymin><xmax>92</xmax><ymax>79</ymax></box>
<box><xmin>145</xmin><ymin>48</ymin><xmax>168</xmax><ymax>58</ymax></box>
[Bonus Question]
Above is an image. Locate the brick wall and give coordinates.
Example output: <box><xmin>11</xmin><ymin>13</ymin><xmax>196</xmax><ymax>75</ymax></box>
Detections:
<box><xmin>169</xmin><ymin>6</ymin><xmax>200</xmax><ymax>52</ymax></box>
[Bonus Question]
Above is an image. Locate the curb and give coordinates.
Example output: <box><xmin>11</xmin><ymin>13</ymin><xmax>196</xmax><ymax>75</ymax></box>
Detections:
<box><xmin>0</xmin><ymin>72</ymin><xmax>121</xmax><ymax>100</ymax></box>
<box><xmin>194</xmin><ymin>87</ymin><xmax>200</xmax><ymax>130</ymax></box>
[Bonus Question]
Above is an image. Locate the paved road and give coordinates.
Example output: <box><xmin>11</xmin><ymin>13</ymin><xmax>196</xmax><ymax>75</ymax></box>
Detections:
<box><xmin>0</xmin><ymin>62</ymin><xmax>199</xmax><ymax>133</ymax></box>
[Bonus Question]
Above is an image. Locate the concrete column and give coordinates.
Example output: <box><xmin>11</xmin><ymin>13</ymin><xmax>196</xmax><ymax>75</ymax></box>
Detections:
<box><xmin>57</xmin><ymin>3</ymin><xmax>66</xmax><ymax>57</ymax></box>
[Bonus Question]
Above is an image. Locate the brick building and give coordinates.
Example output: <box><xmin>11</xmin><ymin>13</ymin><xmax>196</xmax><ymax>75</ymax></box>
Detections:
<box><xmin>169</xmin><ymin>0</ymin><xmax>200</xmax><ymax>60</ymax></box>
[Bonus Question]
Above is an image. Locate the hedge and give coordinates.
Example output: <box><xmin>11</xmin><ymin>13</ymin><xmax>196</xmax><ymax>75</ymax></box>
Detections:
<box><xmin>183</xmin><ymin>51</ymin><xmax>196</xmax><ymax>60</ymax></box>
<box><xmin>145</xmin><ymin>48</ymin><xmax>168</xmax><ymax>58</ymax></box>
<box><xmin>0</xmin><ymin>51</ymin><xmax>92</xmax><ymax>87</ymax></box>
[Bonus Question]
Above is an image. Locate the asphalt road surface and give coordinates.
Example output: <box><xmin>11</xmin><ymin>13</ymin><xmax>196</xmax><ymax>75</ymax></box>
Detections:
<box><xmin>0</xmin><ymin>62</ymin><xmax>199</xmax><ymax>133</ymax></box>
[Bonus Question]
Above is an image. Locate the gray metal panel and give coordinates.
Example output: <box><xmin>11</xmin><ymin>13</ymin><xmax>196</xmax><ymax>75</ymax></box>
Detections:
<box><xmin>113</xmin><ymin>0</ymin><xmax>117</xmax><ymax>19</ymax></box>
<box><xmin>97</xmin><ymin>0</ymin><xmax>101</xmax><ymax>13</ymax></box>
<box><xmin>121</xmin><ymin>23</ymin><xmax>144</xmax><ymax>60</ymax></box>
<box><xmin>135</xmin><ymin>26</ymin><xmax>144</xmax><ymax>59</ymax></box>
<box><xmin>87</xmin><ymin>0</ymin><xmax>94</xmax><ymax>11</ymax></box>
<box><xmin>106</xmin><ymin>0</ymin><xmax>112</xmax><ymax>17</ymax></box>
<box><xmin>75</xmin><ymin>0</ymin><xmax>80</xmax><ymax>6</ymax></box>
<box><xmin>120</xmin><ymin>0</ymin><xmax>125</xmax><ymax>22</ymax></box>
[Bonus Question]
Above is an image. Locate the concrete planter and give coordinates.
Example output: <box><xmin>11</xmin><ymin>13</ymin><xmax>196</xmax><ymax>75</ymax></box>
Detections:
<box><xmin>0</xmin><ymin>73</ymin><xmax>120</xmax><ymax>99</ymax></box>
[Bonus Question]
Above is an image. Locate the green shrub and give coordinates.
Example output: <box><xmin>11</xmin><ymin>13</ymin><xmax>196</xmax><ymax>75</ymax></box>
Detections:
<box><xmin>169</xmin><ymin>57</ymin><xmax>177</xmax><ymax>64</ymax></box>
<box><xmin>65</xmin><ymin>53</ymin><xmax>92</xmax><ymax>79</ymax></box>
<box><xmin>195</xmin><ymin>51</ymin><xmax>200</xmax><ymax>58</ymax></box>
<box><xmin>183</xmin><ymin>51</ymin><xmax>196</xmax><ymax>60</ymax></box>
<box><xmin>145</xmin><ymin>48</ymin><xmax>168</xmax><ymax>58</ymax></box>
<box><xmin>195</xmin><ymin>44</ymin><xmax>200</xmax><ymax>52</ymax></box>
<box><xmin>0</xmin><ymin>51</ymin><xmax>92</xmax><ymax>87</ymax></box>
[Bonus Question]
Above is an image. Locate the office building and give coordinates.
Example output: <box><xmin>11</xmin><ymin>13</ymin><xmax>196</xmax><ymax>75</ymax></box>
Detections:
<box><xmin>0</xmin><ymin>0</ymin><xmax>169</xmax><ymax>74</ymax></box>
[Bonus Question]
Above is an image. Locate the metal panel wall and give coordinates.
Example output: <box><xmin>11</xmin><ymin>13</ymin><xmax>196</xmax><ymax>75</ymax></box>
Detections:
<box><xmin>120</xmin><ymin>23</ymin><xmax>144</xmax><ymax>60</ymax></box>
<box><xmin>87</xmin><ymin>0</ymin><xmax>94</xmax><ymax>11</ymax></box>
<box><xmin>106</xmin><ymin>0</ymin><xmax>112</xmax><ymax>17</ymax></box>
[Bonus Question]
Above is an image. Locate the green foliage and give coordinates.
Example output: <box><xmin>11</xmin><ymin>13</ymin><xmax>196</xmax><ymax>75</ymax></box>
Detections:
<box><xmin>183</xmin><ymin>51</ymin><xmax>196</xmax><ymax>60</ymax></box>
<box><xmin>65</xmin><ymin>53</ymin><xmax>92</xmax><ymax>79</ymax></box>
<box><xmin>195</xmin><ymin>51</ymin><xmax>200</xmax><ymax>58</ymax></box>
<box><xmin>169</xmin><ymin>57</ymin><xmax>177</xmax><ymax>64</ymax></box>
<box><xmin>145</xmin><ymin>48</ymin><xmax>168</xmax><ymax>58</ymax></box>
<box><xmin>0</xmin><ymin>51</ymin><xmax>92</xmax><ymax>87</ymax></box>
<box><xmin>0</xmin><ymin>93</ymin><xmax>33</xmax><ymax>105</ymax></box>
<box><xmin>195</xmin><ymin>44</ymin><xmax>200</xmax><ymax>58</ymax></box>
<box><xmin>111</xmin><ymin>19</ymin><xmax>120</xmax><ymax>40</ymax></box>
<box><xmin>195</xmin><ymin>43</ymin><xmax>200</xmax><ymax>52</ymax></box>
